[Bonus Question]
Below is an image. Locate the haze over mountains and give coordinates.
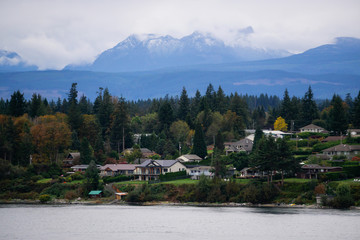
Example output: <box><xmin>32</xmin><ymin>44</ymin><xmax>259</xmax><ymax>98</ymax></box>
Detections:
<box><xmin>0</xmin><ymin>33</ymin><xmax>359</xmax><ymax>100</ymax></box>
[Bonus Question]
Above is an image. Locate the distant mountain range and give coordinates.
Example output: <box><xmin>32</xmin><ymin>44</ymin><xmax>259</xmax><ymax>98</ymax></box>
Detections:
<box><xmin>0</xmin><ymin>35</ymin><xmax>359</xmax><ymax>100</ymax></box>
<box><xmin>65</xmin><ymin>31</ymin><xmax>291</xmax><ymax>72</ymax></box>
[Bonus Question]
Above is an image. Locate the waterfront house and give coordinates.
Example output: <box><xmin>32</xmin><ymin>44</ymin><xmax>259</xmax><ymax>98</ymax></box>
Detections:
<box><xmin>71</xmin><ymin>164</ymin><xmax>100</xmax><ymax>172</ymax></box>
<box><xmin>298</xmin><ymin>164</ymin><xmax>343</xmax><ymax>179</ymax></box>
<box><xmin>99</xmin><ymin>164</ymin><xmax>139</xmax><ymax>177</ymax></box>
<box><xmin>134</xmin><ymin>160</ymin><xmax>187</xmax><ymax>181</ymax></box>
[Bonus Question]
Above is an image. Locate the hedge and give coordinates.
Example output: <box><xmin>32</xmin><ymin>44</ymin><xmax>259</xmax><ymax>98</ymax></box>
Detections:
<box><xmin>159</xmin><ymin>171</ymin><xmax>187</xmax><ymax>181</ymax></box>
<box><xmin>321</xmin><ymin>172</ymin><xmax>348</xmax><ymax>181</ymax></box>
<box><xmin>102</xmin><ymin>175</ymin><xmax>133</xmax><ymax>184</ymax></box>
<box><xmin>343</xmin><ymin>165</ymin><xmax>360</xmax><ymax>178</ymax></box>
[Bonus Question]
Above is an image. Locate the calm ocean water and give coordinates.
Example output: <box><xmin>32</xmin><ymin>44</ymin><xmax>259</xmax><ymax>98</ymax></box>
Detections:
<box><xmin>0</xmin><ymin>204</ymin><xmax>359</xmax><ymax>240</ymax></box>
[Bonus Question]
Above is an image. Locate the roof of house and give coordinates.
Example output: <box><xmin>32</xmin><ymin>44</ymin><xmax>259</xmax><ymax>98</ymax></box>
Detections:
<box><xmin>71</xmin><ymin>164</ymin><xmax>89</xmax><ymax>169</ymax></box>
<box><xmin>89</xmin><ymin>190</ymin><xmax>102</xmax><ymax>195</ymax></box>
<box><xmin>225</xmin><ymin>138</ymin><xmax>253</xmax><ymax>152</ymax></box>
<box><xmin>67</xmin><ymin>152</ymin><xmax>80</xmax><ymax>159</ymax></box>
<box><xmin>323</xmin><ymin>144</ymin><xmax>360</xmax><ymax>152</ymax></box>
<box><xmin>321</xmin><ymin>136</ymin><xmax>346</xmax><ymax>142</ymax></box>
<box><xmin>137</xmin><ymin>159</ymin><xmax>183</xmax><ymax>168</ymax></box>
<box><xmin>176</xmin><ymin>154</ymin><xmax>202</xmax><ymax>162</ymax></box>
<box><xmin>99</xmin><ymin>164</ymin><xmax>139</xmax><ymax>171</ymax></box>
<box><xmin>300</xmin><ymin>124</ymin><xmax>325</xmax><ymax>130</ymax></box>
<box><xmin>301</xmin><ymin>164</ymin><xmax>342</xmax><ymax>170</ymax></box>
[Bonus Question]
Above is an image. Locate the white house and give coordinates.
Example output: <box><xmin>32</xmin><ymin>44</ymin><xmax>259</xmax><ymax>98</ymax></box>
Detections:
<box><xmin>300</xmin><ymin>124</ymin><xmax>327</xmax><ymax>133</ymax></box>
<box><xmin>186</xmin><ymin>166</ymin><xmax>213</xmax><ymax>180</ymax></box>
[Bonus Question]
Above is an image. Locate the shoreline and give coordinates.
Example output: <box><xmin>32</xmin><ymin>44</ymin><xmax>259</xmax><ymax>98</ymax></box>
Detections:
<box><xmin>1</xmin><ymin>199</ymin><xmax>359</xmax><ymax>210</ymax></box>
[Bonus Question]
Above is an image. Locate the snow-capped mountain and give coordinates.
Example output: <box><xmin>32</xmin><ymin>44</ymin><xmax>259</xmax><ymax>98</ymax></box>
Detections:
<box><xmin>66</xmin><ymin>31</ymin><xmax>291</xmax><ymax>72</ymax></box>
<box><xmin>0</xmin><ymin>50</ymin><xmax>37</xmax><ymax>72</ymax></box>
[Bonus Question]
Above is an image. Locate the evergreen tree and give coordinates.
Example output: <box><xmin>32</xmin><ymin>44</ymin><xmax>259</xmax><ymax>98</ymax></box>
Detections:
<box><xmin>178</xmin><ymin>87</ymin><xmax>190</xmax><ymax>120</ymax></box>
<box><xmin>192</xmin><ymin>123</ymin><xmax>207</xmax><ymax>159</ymax></box>
<box><xmin>276</xmin><ymin>138</ymin><xmax>298</xmax><ymax>185</ymax></box>
<box><xmin>253</xmin><ymin>127</ymin><xmax>263</xmax><ymax>151</ymax></box>
<box><xmin>80</xmin><ymin>137</ymin><xmax>94</xmax><ymax>164</ymax></box>
<box><xmin>353</xmin><ymin>91</ymin><xmax>360</xmax><ymax>128</ymax></box>
<box><xmin>230</xmin><ymin>92</ymin><xmax>249</xmax><ymax>127</ymax></box>
<box><xmin>67</xmin><ymin>83</ymin><xmax>83</xmax><ymax>131</ymax></box>
<box><xmin>280</xmin><ymin>89</ymin><xmax>292</xmax><ymax>125</ymax></box>
<box><xmin>215</xmin><ymin>86</ymin><xmax>227</xmax><ymax>114</ymax></box>
<box><xmin>71</xmin><ymin>131</ymin><xmax>81</xmax><ymax>150</ymax></box>
<box><xmin>110</xmin><ymin>98</ymin><xmax>133</xmax><ymax>153</ymax></box>
<box><xmin>29</xmin><ymin>93</ymin><xmax>45</xmax><ymax>118</ymax></box>
<box><xmin>158</xmin><ymin>100</ymin><xmax>174</xmax><ymax>130</ymax></box>
<box><xmin>191</xmin><ymin>90</ymin><xmax>202</xmax><ymax>118</ymax></box>
<box><xmin>328</xmin><ymin>94</ymin><xmax>348</xmax><ymax>135</ymax></box>
<box><xmin>97</xmin><ymin>88</ymin><xmax>114</xmax><ymax>137</ymax></box>
<box><xmin>300</xmin><ymin>86</ymin><xmax>319</xmax><ymax>126</ymax></box>
<box><xmin>9</xmin><ymin>90</ymin><xmax>26</xmax><ymax>117</ymax></box>
<box><xmin>205</xmin><ymin>83</ymin><xmax>216</xmax><ymax>111</ymax></box>
<box><xmin>214</xmin><ymin>130</ymin><xmax>224</xmax><ymax>152</ymax></box>
<box><xmin>85</xmin><ymin>160</ymin><xmax>100</xmax><ymax>192</ymax></box>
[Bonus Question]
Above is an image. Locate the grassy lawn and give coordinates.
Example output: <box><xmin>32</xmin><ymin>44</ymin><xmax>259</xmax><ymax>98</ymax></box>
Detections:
<box><xmin>160</xmin><ymin>178</ymin><xmax>198</xmax><ymax>185</ymax></box>
<box><xmin>36</xmin><ymin>178</ymin><xmax>52</xmax><ymax>184</ymax></box>
<box><xmin>234</xmin><ymin>178</ymin><xmax>252</xmax><ymax>184</ymax></box>
<box><xmin>114</xmin><ymin>180</ymin><xmax>148</xmax><ymax>185</ymax></box>
<box><xmin>281</xmin><ymin>178</ymin><xmax>314</xmax><ymax>183</ymax></box>
<box><xmin>335</xmin><ymin>179</ymin><xmax>360</xmax><ymax>185</ymax></box>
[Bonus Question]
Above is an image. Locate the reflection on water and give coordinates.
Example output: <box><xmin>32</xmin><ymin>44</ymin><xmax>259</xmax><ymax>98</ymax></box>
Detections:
<box><xmin>0</xmin><ymin>204</ymin><xmax>359</xmax><ymax>240</ymax></box>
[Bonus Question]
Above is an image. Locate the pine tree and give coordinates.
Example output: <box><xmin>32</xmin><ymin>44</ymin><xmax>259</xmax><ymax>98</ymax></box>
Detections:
<box><xmin>192</xmin><ymin>123</ymin><xmax>207</xmax><ymax>159</ymax></box>
<box><xmin>214</xmin><ymin>130</ymin><xmax>224</xmax><ymax>152</ymax></box>
<box><xmin>80</xmin><ymin>137</ymin><xmax>94</xmax><ymax>164</ymax></box>
<box><xmin>300</xmin><ymin>86</ymin><xmax>319</xmax><ymax>126</ymax></box>
<box><xmin>9</xmin><ymin>90</ymin><xmax>26</xmax><ymax>117</ymax></box>
<box><xmin>215</xmin><ymin>86</ymin><xmax>227</xmax><ymax>114</ymax></box>
<box><xmin>329</xmin><ymin>94</ymin><xmax>348</xmax><ymax>135</ymax></box>
<box><xmin>71</xmin><ymin>131</ymin><xmax>81</xmax><ymax>150</ymax></box>
<box><xmin>110</xmin><ymin>98</ymin><xmax>133</xmax><ymax>153</ymax></box>
<box><xmin>67</xmin><ymin>83</ymin><xmax>83</xmax><ymax>131</ymax></box>
<box><xmin>178</xmin><ymin>87</ymin><xmax>190</xmax><ymax>120</ymax></box>
<box><xmin>353</xmin><ymin>91</ymin><xmax>360</xmax><ymax>128</ymax></box>
<box><xmin>85</xmin><ymin>160</ymin><xmax>99</xmax><ymax>192</ymax></box>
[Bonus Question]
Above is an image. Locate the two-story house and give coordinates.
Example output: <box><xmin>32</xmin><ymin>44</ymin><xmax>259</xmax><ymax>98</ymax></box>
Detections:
<box><xmin>134</xmin><ymin>160</ymin><xmax>187</xmax><ymax>181</ymax></box>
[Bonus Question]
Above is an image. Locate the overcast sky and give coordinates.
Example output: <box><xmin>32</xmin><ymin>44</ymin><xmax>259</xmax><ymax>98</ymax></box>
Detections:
<box><xmin>1</xmin><ymin>0</ymin><xmax>359</xmax><ymax>70</ymax></box>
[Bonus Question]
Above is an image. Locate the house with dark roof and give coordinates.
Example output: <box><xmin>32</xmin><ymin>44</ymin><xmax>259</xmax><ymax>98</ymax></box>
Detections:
<box><xmin>300</xmin><ymin>124</ymin><xmax>328</xmax><ymax>133</ymax></box>
<box><xmin>63</xmin><ymin>152</ymin><xmax>80</xmax><ymax>167</ymax></box>
<box><xmin>298</xmin><ymin>164</ymin><xmax>343</xmax><ymax>179</ymax></box>
<box><xmin>322</xmin><ymin>144</ymin><xmax>360</xmax><ymax>159</ymax></box>
<box><xmin>224</xmin><ymin>138</ymin><xmax>253</xmax><ymax>155</ymax></box>
<box><xmin>176</xmin><ymin>154</ymin><xmax>202</xmax><ymax>163</ymax></box>
<box><xmin>134</xmin><ymin>160</ymin><xmax>187</xmax><ymax>181</ymax></box>
<box><xmin>99</xmin><ymin>164</ymin><xmax>139</xmax><ymax>177</ymax></box>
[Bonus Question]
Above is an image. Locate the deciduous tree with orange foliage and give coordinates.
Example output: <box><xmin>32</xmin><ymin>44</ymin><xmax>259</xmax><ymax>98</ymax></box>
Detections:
<box><xmin>31</xmin><ymin>113</ymin><xmax>71</xmax><ymax>164</ymax></box>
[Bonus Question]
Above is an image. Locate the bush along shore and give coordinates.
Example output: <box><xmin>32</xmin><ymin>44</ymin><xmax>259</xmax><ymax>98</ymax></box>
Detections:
<box><xmin>1</xmin><ymin>169</ymin><xmax>359</xmax><ymax>209</ymax></box>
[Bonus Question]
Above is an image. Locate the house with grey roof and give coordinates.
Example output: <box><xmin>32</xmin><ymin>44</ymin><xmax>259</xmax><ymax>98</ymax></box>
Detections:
<box><xmin>322</xmin><ymin>144</ymin><xmax>360</xmax><ymax>159</ymax></box>
<box><xmin>176</xmin><ymin>154</ymin><xmax>202</xmax><ymax>163</ymax></box>
<box><xmin>186</xmin><ymin>165</ymin><xmax>213</xmax><ymax>179</ymax></box>
<box><xmin>134</xmin><ymin>160</ymin><xmax>187</xmax><ymax>181</ymax></box>
<box><xmin>299</xmin><ymin>164</ymin><xmax>343</xmax><ymax>179</ymax></box>
<box><xmin>224</xmin><ymin>138</ymin><xmax>253</xmax><ymax>155</ymax></box>
<box><xmin>300</xmin><ymin>124</ymin><xmax>328</xmax><ymax>133</ymax></box>
<box><xmin>99</xmin><ymin>164</ymin><xmax>139</xmax><ymax>177</ymax></box>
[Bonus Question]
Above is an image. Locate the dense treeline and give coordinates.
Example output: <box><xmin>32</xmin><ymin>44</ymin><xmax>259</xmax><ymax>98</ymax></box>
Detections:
<box><xmin>1</xmin><ymin>83</ymin><xmax>360</xmax><ymax>168</ymax></box>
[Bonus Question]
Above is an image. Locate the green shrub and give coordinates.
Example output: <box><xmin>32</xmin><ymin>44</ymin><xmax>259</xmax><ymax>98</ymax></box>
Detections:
<box><xmin>159</xmin><ymin>171</ymin><xmax>187</xmax><ymax>181</ymax></box>
<box><xmin>71</xmin><ymin>172</ymin><xmax>85</xmax><ymax>180</ymax></box>
<box><xmin>322</xmin><ymin>172</ymin><xmax>348</xmax><ymax>181</ymax></box>
<box><xmin>102</xmin><ymin>175</ymin><xmax>132</xmax><ymax>184</ymax></box>
<box><xmin>39</xmin><ymin>194</ymin><xmax>51</xmax><ymax>203</ymax></box>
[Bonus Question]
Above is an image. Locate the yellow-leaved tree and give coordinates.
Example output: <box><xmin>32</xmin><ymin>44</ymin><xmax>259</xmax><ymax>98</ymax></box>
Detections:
<box><xmin>274</xmin><ymin>116</ymin><xmax>288</xmax><ymax>131</ymax></box>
